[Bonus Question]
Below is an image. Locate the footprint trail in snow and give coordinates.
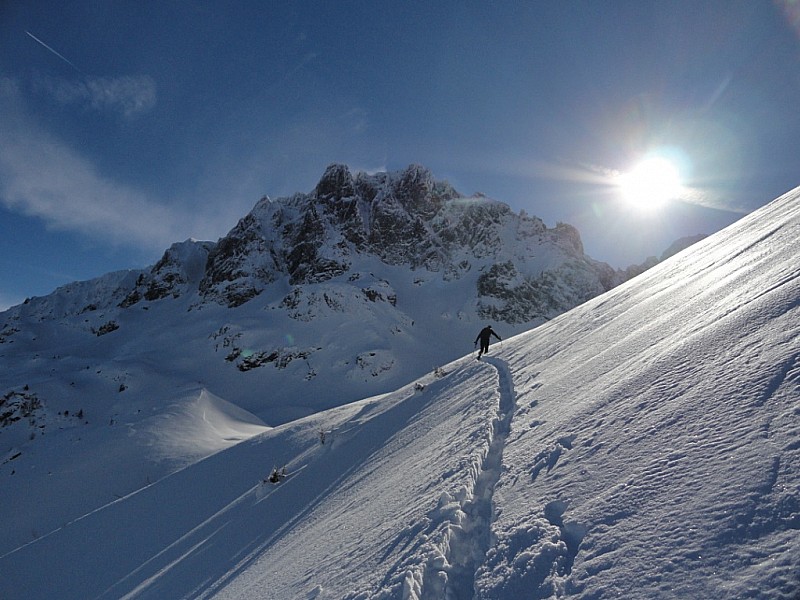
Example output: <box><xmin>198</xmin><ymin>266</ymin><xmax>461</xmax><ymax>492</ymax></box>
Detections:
<box><xmin>437</xmin><ymin>356</ymin><xmax>517</xmax><ymax>599</ymax></box>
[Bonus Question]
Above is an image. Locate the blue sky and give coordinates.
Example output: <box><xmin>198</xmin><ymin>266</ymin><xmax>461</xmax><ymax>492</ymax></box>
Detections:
<box><xmin>1</xmin><ymin>1</ymin><xmax>799</xmax><ymax>310</ymax></box>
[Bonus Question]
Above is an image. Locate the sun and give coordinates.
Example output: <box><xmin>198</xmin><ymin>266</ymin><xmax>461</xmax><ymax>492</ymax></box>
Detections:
<box><xmin>616</xmin><ymin>156</ymin><xmax>683</xmax><ymax>210</ymax></box>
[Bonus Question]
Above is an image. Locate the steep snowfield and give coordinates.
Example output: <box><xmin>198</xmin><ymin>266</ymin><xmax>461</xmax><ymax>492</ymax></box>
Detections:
<box><xmin>472</xmin><ymin>189</ymin><xmax>800</xmax><ymax>599</ymax></box>
<box><xmin>1</xmin><ymin>187</ymin><xmax>798</xmax><ymax>599</ymax></box>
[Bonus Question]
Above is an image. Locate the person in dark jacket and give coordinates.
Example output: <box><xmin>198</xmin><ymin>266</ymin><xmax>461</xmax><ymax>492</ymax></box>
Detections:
<box><xmin>474</xmin><ymin>325</ymin><xmax>501</xmax><ymax>359</ymax></box>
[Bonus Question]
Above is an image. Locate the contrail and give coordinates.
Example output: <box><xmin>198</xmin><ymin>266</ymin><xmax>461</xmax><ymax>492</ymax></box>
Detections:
<box><xmin>26</xmin><ymin>30</ymin><xmax>85</xmax><ymax>75</ymax></box>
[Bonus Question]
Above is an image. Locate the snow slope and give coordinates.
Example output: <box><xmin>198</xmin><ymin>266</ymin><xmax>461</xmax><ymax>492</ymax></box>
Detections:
<box><xmin>1</xmin><ymin>186</ymin><xmax>798</xmax><ymax>599</ymax></box>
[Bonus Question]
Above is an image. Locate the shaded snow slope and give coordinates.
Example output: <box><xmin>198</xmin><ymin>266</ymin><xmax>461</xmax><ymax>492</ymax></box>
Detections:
<box><xmin>0</xmin><ymin>387</ymin><xmax>268</xmax><ymax>559</ymax></box>
<box><xmin>0</xmin><ymin>362</ymin><xmax>507</xmax><ymax>599</ymax></box>
<box><xmin>1</xmin><ymin>187</ymin><xmax>798</xmax><ymax>599</ymax></box>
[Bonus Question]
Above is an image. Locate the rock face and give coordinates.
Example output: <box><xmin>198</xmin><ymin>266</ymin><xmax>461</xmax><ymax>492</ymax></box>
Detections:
<box><xmin>191</xmin><ymin>164</ymin><xmax>623</xmax><ymax>316</ymax></box>
<box><xmin>122</xmin><ymin>240</ymin><xmax>214</xmax><ymax>307</ymax></box>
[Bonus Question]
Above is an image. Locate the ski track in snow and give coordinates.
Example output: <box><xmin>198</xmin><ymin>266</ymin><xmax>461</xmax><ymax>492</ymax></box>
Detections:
<box><xmin>425</xmin><ymin>356</ymin><xmax>517</xmax><ymax>599</ymax></box>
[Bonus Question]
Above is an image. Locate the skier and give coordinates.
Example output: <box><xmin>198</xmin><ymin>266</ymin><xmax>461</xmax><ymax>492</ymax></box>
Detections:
<box><xmin>474</xmin><ymin>325</ymin><xmax>501</xmax><ymax>359</ymax></box>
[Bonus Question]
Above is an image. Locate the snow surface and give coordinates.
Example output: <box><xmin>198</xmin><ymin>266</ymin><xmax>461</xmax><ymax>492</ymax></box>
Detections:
<box><xmin>1</xmin><ymin>187</ymin><xmax>798</xmax><ymax>599</ymax></box>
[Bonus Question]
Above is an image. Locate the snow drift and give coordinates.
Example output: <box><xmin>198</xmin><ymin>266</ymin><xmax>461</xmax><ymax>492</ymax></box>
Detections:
<box><xmin>1</xmin><ymin>186</ymin><xmax>798</xmax><ymax>599</ymax></box>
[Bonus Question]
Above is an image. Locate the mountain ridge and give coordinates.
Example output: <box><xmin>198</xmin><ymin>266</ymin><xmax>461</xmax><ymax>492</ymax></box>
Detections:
<box><xmin>7</xmin><ymin>164</ymin><xmax>634</xmax><ymax>317</ymax></box>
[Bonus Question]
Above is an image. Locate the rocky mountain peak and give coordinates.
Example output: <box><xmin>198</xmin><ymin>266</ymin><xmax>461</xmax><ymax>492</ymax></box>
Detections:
<box><xmin>315</xmin><ymin>163</ymin><xmax>356</xmax><ymax>200</ymax></box>
<box><xmin>192</xmin><ymin>164</ymin><xmax>621</xmax><ymax>308</ymax></box>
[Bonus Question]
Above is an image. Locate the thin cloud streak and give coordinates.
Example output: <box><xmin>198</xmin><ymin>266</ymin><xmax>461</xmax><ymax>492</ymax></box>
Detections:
<box><xmin>26</xmin><ymin>31</ymin><xmax>85</xmax><ymax>75</ymax></box>
<box><xmin>34</xmin><ymin>74</ymin><xmax>157</xmax><ymax>117</ymax></box>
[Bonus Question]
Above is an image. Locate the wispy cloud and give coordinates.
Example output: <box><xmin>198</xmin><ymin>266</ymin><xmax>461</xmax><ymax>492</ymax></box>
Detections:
<box><xmin>0</xmin><ymin>78</ymin><xmax>193</xmax><ymax>253</ymax></box>
<box><xmin>25</xmin><ymin>29</ymin><xmax>156</xmax><ymax>118</ymax></box>
<box><xmin>34</xmin><ymin>73</ymin><xmax>157</xmax><ymax>117</ymax></box>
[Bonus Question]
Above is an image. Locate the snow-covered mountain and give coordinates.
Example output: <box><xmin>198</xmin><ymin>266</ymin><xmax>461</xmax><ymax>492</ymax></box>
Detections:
<box><xmin>2</xmin><ymin>171</ymin><xmax>797</xmax><ymax>599</ymax></box>
<box><xmin>0</xmin><ymin>164</ymin><xmax>629</xmax><ymax>426</ymax></box>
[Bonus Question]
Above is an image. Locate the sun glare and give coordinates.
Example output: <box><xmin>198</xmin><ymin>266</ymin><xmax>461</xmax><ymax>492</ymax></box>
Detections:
<box><xmin>617</xmin><ymin>156</ymin><xmax>683</xmax><ymax>210</ymax></box>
